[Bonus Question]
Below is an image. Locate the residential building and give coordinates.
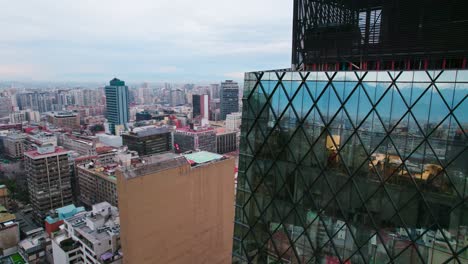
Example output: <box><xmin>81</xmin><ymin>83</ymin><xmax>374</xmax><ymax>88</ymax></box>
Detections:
<box><xmin>18</xmin><ymin>229</ymin><xmax>51</xmax><ymax>264</ymax></box>
<box><xmin>122</xmin><ymin>126</ymin><xmax>172</xmax><ymax>156</ymax></box>
<box><xmin>0</xmin><ymin>205</ymin><xmax>20</xmax><ymax>257</ymax></box>
<box><xmin>233</xmin><ymin>1</ymin><xmax>468</xmax><ymax>263</ymax></box>
<box><xmin>0</xmin><ymin>96</ymin><xmax>12</xmax><ymax>118</ymax></box>
<box><xmin>25</xmin><ymin>145</ymin><xmax>72</xmax><ymax>223</ymax></box>
<box><xmin>44</xmin><ymin>204</ymin><xmax>85</xmax><ymax>237</ymax></box>
<box><xmin>51</xmin><ymin>202</ymin><xmax>122</xmax><ymax>264</ymax></box>
<box><xmin>216</xmin><ymin>130</ymin><xmax>238</xmax><ymax>154</ymax></box>
<box><xmin>16</xmin><ymin>92</ymin><xmax>55</xmax><ymax>113</ymax></box>
<box><xmin>0</xmin><ymin>185</ymin><xmax>8</xmax><ymax>208</ymax></box>
<box><xmin>24</xmin><ymin>110</ymin><xmax>41</xmax><ymax>123</ymax></box>
<box><xmin>173</xmin><ymin>126</ymin><xmax>216</xmax><ymax>153</ymax></box>
<box><xmin>225</xmin><ymin>112</ymin><xmax>242</xmax><ymax>131</ymax></box>
<box><xmin>47</xmin><ymin>111</ymin><xmax>80</xmax><ymax>130</ymax></box>
<box><xmin>220</xmin><ymin>80</ymin><xmax>239</xmax><ymax>120</ymax></box>
<box><xmin>4</xmin><ymin>133</ymin><xmax>25</xmax><ymax>159</ymax></box>
<box><xmin>105</xmin><ymin>78</ymin><xmax>129</xmax><ymax>135</ymax></box>
<box><xmin>170</xmin><ymin>89</ymin><xmax>185</xmax><ymax>106</ymax></box>
<box><xmin>58</xmin><ymin>133</ymin><xmax>97</xmax><ymax>156</ymax></box>
<box><xmin>117</xmin><ymin>151</ymin><xmax>235</xmax><ymax>264</ymax></box>
<box><xmin>77</xmin><ymin>162</ymin><xmax>119</xmax><ymax>207</ymax></box>
<box><xmin>8</xmin><ymin>111</ymin><xmax>26</xmax><ymax>124</ymax></box>
<box><xmin>23</xmin><ymin>132</ymin><xmax>57</xmax><ymax>151</ymax></box>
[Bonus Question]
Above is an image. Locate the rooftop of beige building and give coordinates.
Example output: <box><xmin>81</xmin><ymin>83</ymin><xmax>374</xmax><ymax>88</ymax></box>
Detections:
<box><xmin>119</xmin><ymin>151</ymin><xmax>228</xmax><ymax>179</ymax></box>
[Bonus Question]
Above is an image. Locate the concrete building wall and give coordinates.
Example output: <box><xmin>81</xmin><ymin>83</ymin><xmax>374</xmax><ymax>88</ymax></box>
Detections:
<box><xmin>0</xmin><ymin>224</ymin><xmax>20</xmax><ymax>255</ymax></box>
<box><xmin>51</xmin><ymin>239</ymin><xmax>69</xmax><ymax>264</ymax></box>
<box><xmin>117</xmin><ymin>158</ymin><xmax>235</xmax><ymax>264</ymax></box>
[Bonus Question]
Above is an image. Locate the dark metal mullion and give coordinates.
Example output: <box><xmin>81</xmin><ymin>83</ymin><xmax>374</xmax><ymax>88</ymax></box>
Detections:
<box><xmin>242</xmin><ymin>75</ymin><xmax>287</xmax><ymax>180</ymax></box>
<box><xmin>330</xmin><ymin>125</ymin><xmax>428</xmax><ymax>263</ymax></box>
<box><xmin>291</xmin><ymin>73</ymin><xmax>397</xmax><ymax>259</ymax></box>
<box><xmin>298</xmin><ymin>83</ymin><xmax>374</xmax><ymax>263</ymax></box>
<box><xmin>390</xmin><ymin>197</ymin><xmax>468</xmax><ymax>263</ymax></box>
<box><xmin>378</xmin><ymin>117</ymin><xmax>459</xmax><ymax>259</ymax></box>
<box><xmin>300</xmin><ymin>73</ymin><xmax>377</xmax><ymax>263</ymax></box>
<box><xmin>241</xmin><ymin>166</ymin><xmax>291</xmax><ymax>262</ymax></box>
<box><xmin>390</xmin><ymin>76</ymin><xmax>467</xmax><ymax>202</ymax></box>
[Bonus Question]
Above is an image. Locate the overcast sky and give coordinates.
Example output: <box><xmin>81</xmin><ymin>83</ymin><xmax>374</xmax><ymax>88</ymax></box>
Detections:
<box><xmin>0</xmin><ymin>0</ymin><xmax>293</xmax><ymax>83</ymax></box>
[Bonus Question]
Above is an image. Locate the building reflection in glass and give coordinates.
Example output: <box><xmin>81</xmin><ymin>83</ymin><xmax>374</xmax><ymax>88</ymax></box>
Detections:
<box><xmin>233</xmin><ymin>70</ymin><xmax>467</xmax><ymax>263</ymax></box>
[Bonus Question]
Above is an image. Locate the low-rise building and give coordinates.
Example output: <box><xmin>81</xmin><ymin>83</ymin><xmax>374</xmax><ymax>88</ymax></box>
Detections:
<box><xmin>97</xmin><ymin>133</ymin><xmax>123</xmax><ymax>148</ymax></box>
<box><xmin>216</xmin><ymin>130</ymin><xmax>238</xmax><ymax>154</ymax></box>
<box><xmin>47</xmin><ymin>111</ymin><xmax>80</xmax><ymax>130</ymax></box>
<box><xmin>173</xmin><ymin>126</ymin><xmax>216</xmax><ymax>153</ymax></box>
<box><xmin>52</xmin><ymin>202</ymin><xmax>122</xmax><ymax>264</ymax></box>
<box><xmin>18</xmin><ymin>229</ymin><xmax>51</xmax><ymax>264</ymax></box>
<box><xmin>4</xmin><ymin>133</ymin><xmax>26</xmax><ymax>159</ymax></box>
<box><xmin>23</xmin><ymin>132</ymin><xmax>57</xmax><ymax>151</ymax></box>
<box><xmin>77</xmin><ymin>163</ymin><xmax>119</xmax><ymax>207</ymax></box>
<box><xmin>44</xmin><ymin>204</ymin><xmax>85</xmax><ymax>237</ymax></box>
<box><xmin>0</xmin><ymin>205</ymin><xmax>20</xmax><ymax>257</ymax></box>
<box><xmin>58</xmin><ymin>133</ymin><xmax>97</xmax><ymax>156</ymax></box>
<box><xmin>0</xmin><ymin>185</ymin><xmax>8</xmax><ymax>208</ymax></box>
<box><xmin>122</xmin><ymin>126</ymin><xmax>172</xmax><ymax>156</ymax></box>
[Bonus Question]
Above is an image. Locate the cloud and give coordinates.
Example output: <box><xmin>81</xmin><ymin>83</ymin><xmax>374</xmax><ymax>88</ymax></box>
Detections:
<box><xmin>0</xmin><ymin>64</ymin><xmax>50</xmax><ymax>80</ymax></box>
<box><xmin>224</xmin><ymin>72</ymin><xmax>245</xmax><ymax>80</ymax></box>
<box><xmin>0</xmin><ymin>0</ymin><xmax>293</xmax><ymax>82</ymax></box>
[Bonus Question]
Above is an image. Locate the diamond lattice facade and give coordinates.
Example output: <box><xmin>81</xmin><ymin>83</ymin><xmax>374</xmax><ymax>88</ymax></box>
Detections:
<box><xmin>233</xmin><ymin>70</ymin><xmax>467</xmax><ymax>263</ymax></box>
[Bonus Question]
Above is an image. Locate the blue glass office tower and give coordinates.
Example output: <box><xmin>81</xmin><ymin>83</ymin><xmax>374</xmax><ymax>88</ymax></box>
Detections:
<box><xmin>105</xmin><ymin>78</ymin><xmax>129</xmax><ymax>135</ymax></box>
<box><xmin>233</xmin><ymin>1</ymin><xmax>468</xmax><ymax>263</ymax></box>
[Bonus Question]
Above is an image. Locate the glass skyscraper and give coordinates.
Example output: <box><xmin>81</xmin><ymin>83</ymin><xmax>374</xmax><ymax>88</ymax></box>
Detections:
<box><xmin>233</xmin><ymin>1</ymin><xmax>467</xmax><ymax>263</ymax></box>
<box><xmin>221</xmin><ymin>80</ymin><xmax>240</xmax><ymax>120</ymax></box>
<box><xmin>105</xmin><ymin>78</ymin><xmax>129</xmax><ymax>135</ymax></box>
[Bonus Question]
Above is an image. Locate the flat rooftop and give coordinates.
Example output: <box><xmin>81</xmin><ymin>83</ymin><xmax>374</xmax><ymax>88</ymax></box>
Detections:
<box><xmin>78</xmin><ymin>163</ymin><xmax>118</xmax><ymax>183</ymax></box>
<box><xmin>49</xmin><ymin>111</ymin><xmax>78</xmax><ymax>117</ymax></box>
<box><xmin>184</xmin><ymin>151</ymin><xmax>224</xmax><ymax>164</ymax></box>
<box><xmin>120</xmin><ymin>151</ymin><xmax>227</xmax><ymax>179</ymax></box>
<box><xmin>175</xmin><ymin>126</ymin><xmax>215</xmax><ymax>134</ymax></box>
<box><xmin>24</xmin><ymin>146</ymin><xmax>69</xmax><ymax>159</ymax></box>
<box><xmin>124</xmin><ymin>126</ymin><xmax>171</xmax><ymax>137</ymax></box>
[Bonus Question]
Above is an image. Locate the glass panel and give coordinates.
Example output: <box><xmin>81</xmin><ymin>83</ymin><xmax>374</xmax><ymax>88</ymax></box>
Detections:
<box><xmin>234</xmin><ymin>70</ymin><xmax>468</xmax><ymax>264</ymax></box>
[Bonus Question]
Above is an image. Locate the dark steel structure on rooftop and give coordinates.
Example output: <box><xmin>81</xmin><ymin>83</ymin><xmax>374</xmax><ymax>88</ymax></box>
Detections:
<box><xmin>292</xmin><ymin>0</ymin><xmax>468</xmax><ymax>71</ymax></box>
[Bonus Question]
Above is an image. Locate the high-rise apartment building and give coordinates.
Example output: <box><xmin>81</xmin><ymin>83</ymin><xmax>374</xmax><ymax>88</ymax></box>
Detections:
<box><xmin>0</xmin><ymin>96</ymin><xmax>12</xmax><ymax>118</ymax></box>
<box><xmin>25</xmin><ymin>145</ymin><xmax>72</xmax><ymax>223</ymax></box>
<box><xmin>220</xmin><ymin>80</ymin><xmax>239</xmax><ymax>120</ymax></box>
<box><xmin>117</xmin><ymin>151</ymin><xmax>235</xmax><ymax>264</ymax></box>
<box><xmin>210</xmin><ymin>83</ymin><xmax>221</xmax><ymax>99</ymax></box>
<box><xmin>16</xmin><ymin>92</ymin><xmax>56</xmax><ymax>113</ymax></box>
<box><xmin>105</xmin><ymin>78</ymin><xmax>129</xmax><ymax>135</ymax></box>
<box><xmin>122</xmin><ymin>126</ymin><xmax>172</xmax><ymax>156</ymax></box>
<box><xmin>233</xmin><ymin>1</ymin><xmax>468</xmax><ymax>263</ymax></box>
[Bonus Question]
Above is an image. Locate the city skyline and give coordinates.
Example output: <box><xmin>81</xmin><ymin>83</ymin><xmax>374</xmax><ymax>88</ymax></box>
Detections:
<box><xmin>0</xmin><ymin>0</ymin><xmax>292</xmax><ymax>82</ymax></box>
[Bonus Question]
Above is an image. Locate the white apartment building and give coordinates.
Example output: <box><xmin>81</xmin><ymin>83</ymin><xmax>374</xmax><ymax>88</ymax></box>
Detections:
<box><xmin>52</xmin><ymin>202</ymin><xmax>122</xmax><ymax>264</ymax></box>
